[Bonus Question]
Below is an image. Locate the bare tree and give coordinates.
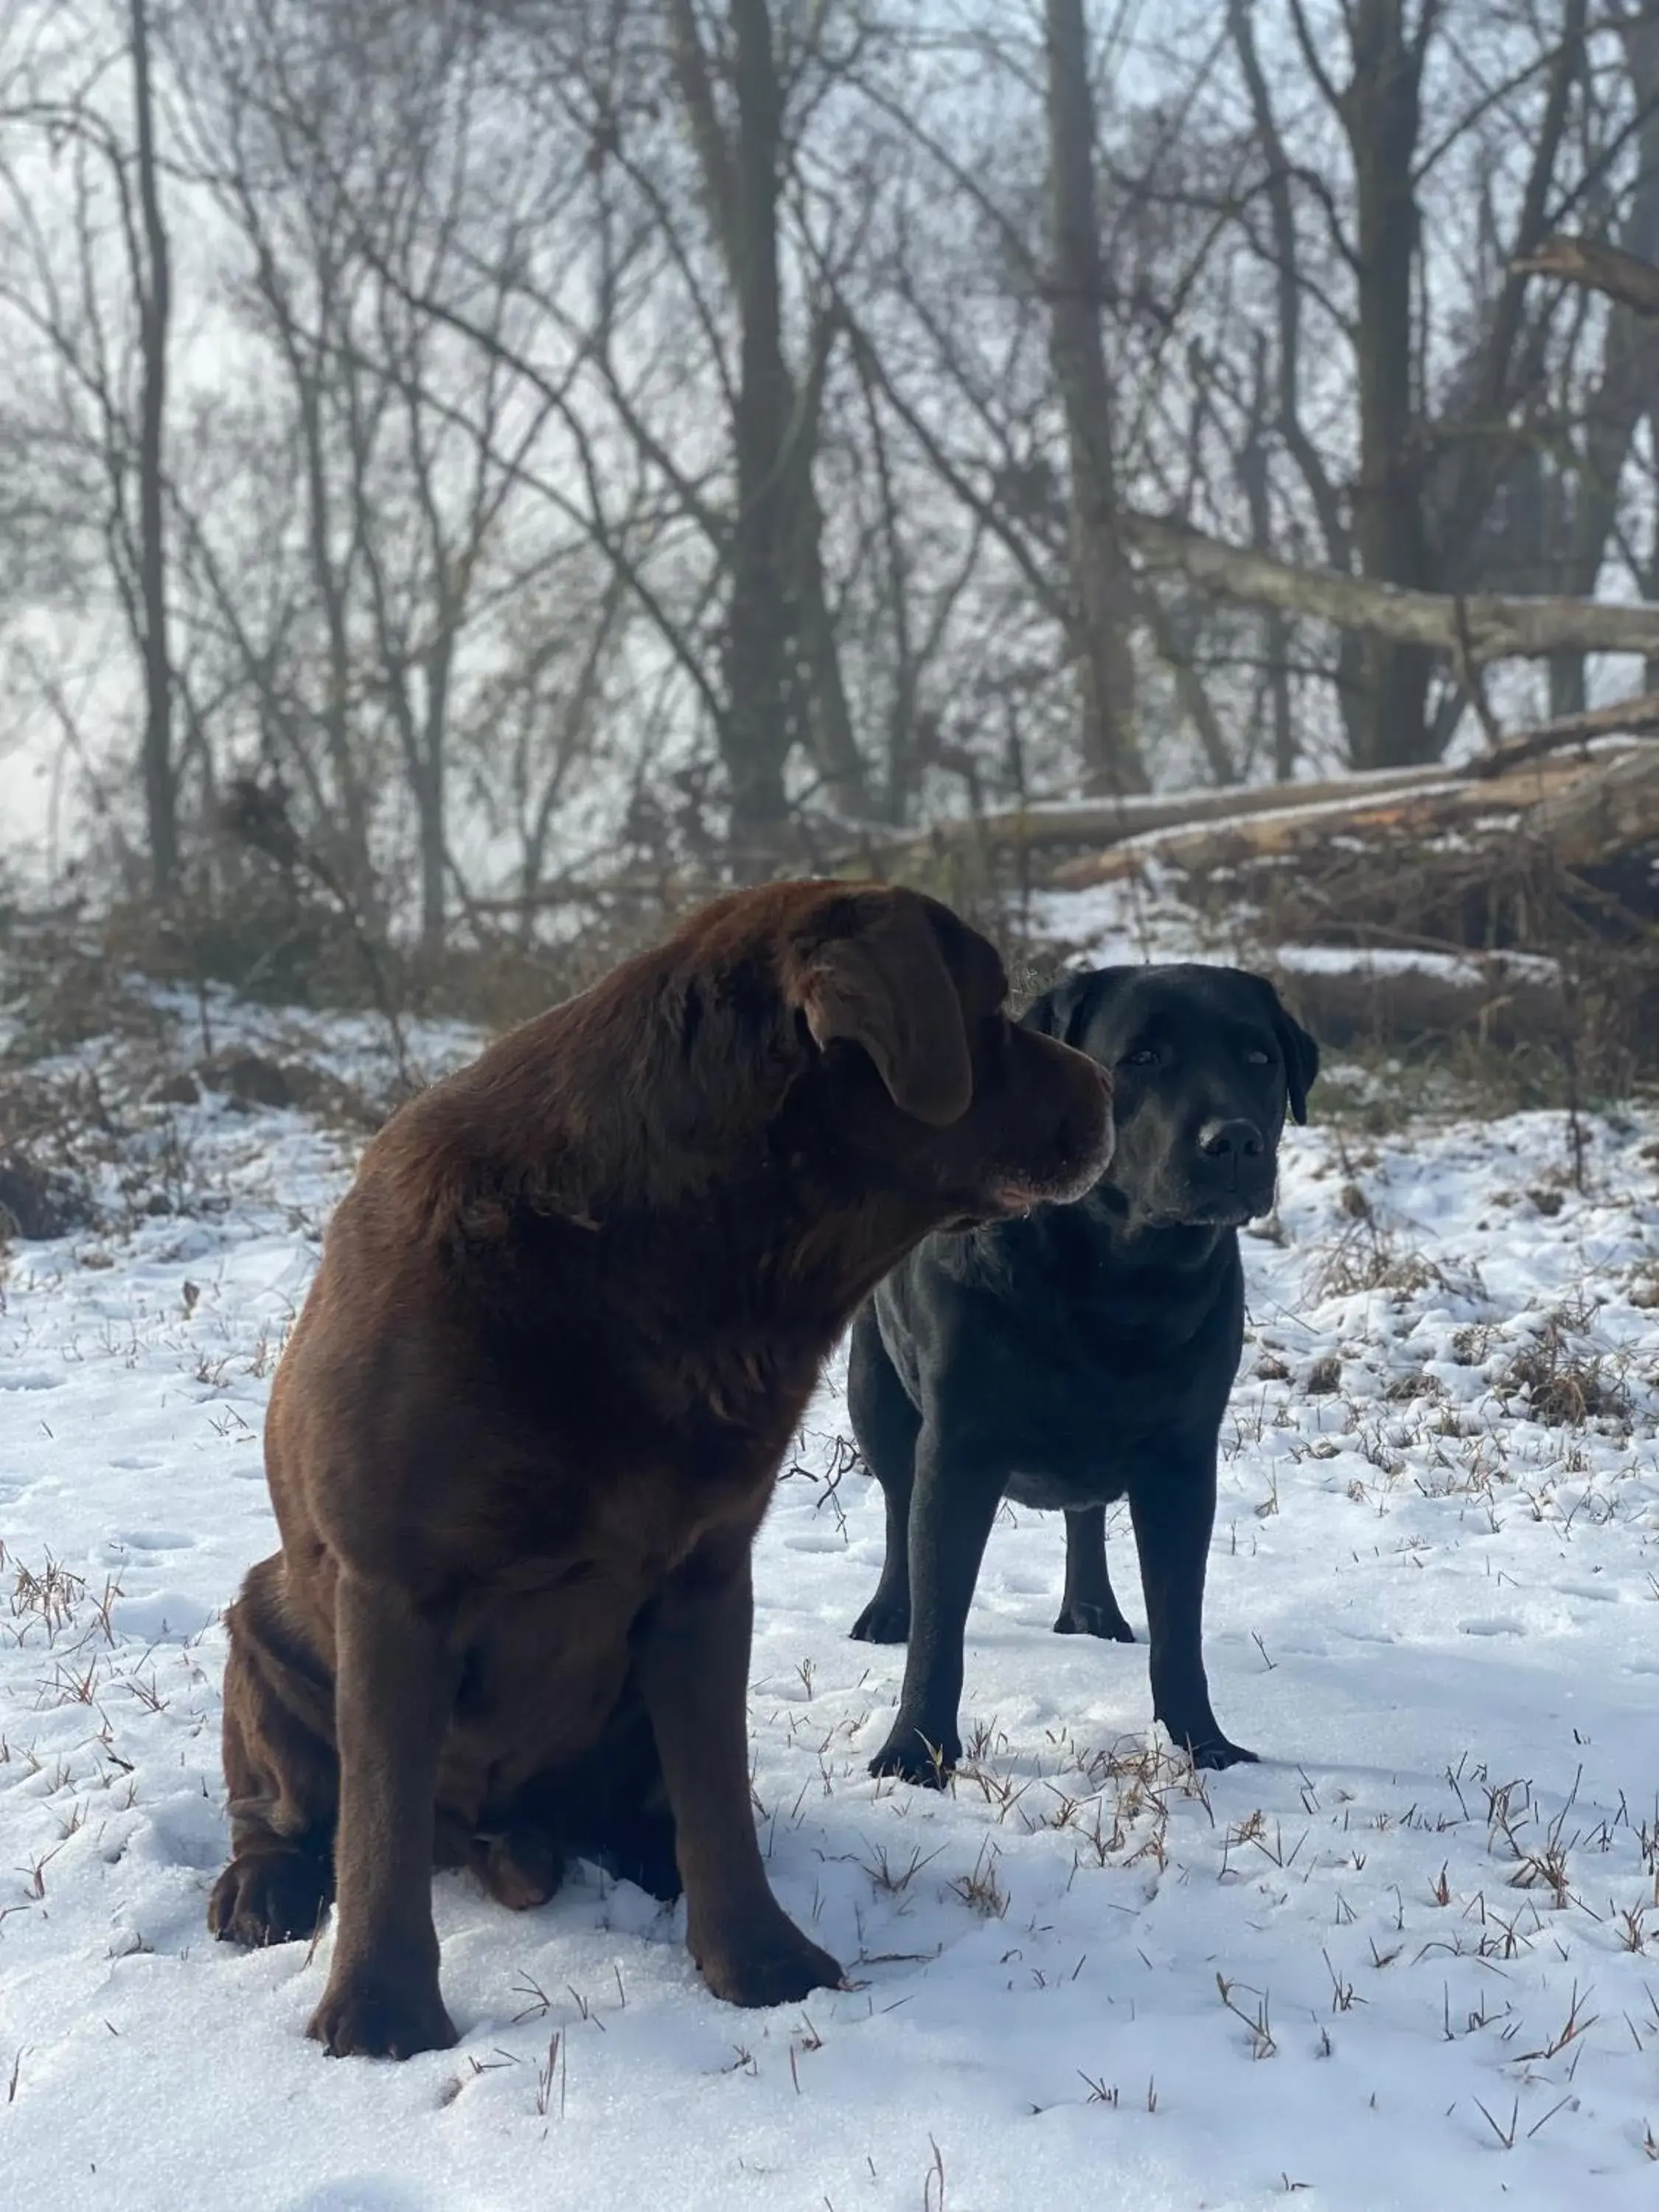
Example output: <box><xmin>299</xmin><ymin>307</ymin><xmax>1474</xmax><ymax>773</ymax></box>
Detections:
<box><xmin>0</xmin><ymin>0</ymin><xmax>181</xmax><ymax>889</ymax></box>
<box><xmin>666</xmin><ymin>0</ymin><xmax>870</xmax><ymax>834</ymax></box>
<box><xmin>1528</xmin><ymin>19</ymin><xmax>1659</xmax><ymax>713</ymax></box>
<box><xmin>672</xmin><ymin>0</ymin><xmax>800</xmax><ymax>844</ymax></box>
<box><xmin>1043</xmin><ymin>0</ymin><xmax>1142</xmax><ymax>792</ymax></box>
<box><xmin>7</xmin><ymin>0</ymin><xmax>1659</xmax><ymax>917</ymax></box>
<box><xmin>171</xmin><ymin>0</ymin><xmax>580</xmax><ymax>947</ymax></box>
<box><xmin>131</xmin><ymin>0</ymin><xmax>176</xmax><ymax>894</ymax></box>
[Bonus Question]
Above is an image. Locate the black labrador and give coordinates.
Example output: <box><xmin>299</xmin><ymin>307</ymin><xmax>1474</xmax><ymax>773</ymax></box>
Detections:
<box><xmin>848</xmin><ymin>962</ymin><xmax>1318</xmax><ymax>1784</ymax></box>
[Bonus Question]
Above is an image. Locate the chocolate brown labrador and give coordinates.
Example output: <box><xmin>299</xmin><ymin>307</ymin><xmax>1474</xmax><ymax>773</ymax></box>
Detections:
<box><xmin>208</xmin><ymin>880</ymin><xmax>1113</xmax><ymax>2059</ymax></box>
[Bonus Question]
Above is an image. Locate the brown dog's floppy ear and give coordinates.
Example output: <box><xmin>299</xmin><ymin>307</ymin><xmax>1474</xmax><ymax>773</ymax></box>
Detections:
<box><xmin>1249</xmin><ymin>973</ymin><xmax>1320</xmax><ymax>1126</ymax></box>
<box><xmin>794</xmin><ymin>895</ymin><xmax>974</xmax><ymax>1127</ymax></box>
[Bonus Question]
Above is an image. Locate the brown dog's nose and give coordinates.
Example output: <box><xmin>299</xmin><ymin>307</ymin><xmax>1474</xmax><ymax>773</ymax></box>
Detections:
<box><xmin>1198</xmin><ymin>1118</ymin><xmax>1264</xmax><ymax>1164</ymax></box>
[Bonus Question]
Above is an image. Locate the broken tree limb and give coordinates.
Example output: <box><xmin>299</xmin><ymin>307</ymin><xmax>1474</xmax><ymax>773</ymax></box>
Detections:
<box><xmin>1049</xmin><ymin>787</ymin><xmax>1470</xmax><ymax>889</ymax></box>
<box><xmin>1048</xmin><ymin>745</ymin><xmax>1658</xmax><ymax>889</ymax></box>
<box><xmin>1268</xmin><ymin>951</ymin><xmax>1568</xmax><ymax>1051</ymax></box>
<box><xmin>832</xmin><ymin>708</ymin><xmax>1658</xmax><ymax>881</ymax></box>
<box><xmin>1512</xmin><ymin>233</ymin><xmax>1659</xmax><ymax>319</ymax></box>
<box><xmin>1526</xmin><ymin>740</ymin><xmax>1659</xmax><ymax>867</ymax></box>
<box><xmin>1116</xmin><ymin>509</ymin><xmax>1659</xmax><ymax>659</ymax></box>
<box><xmin>866</xmin><ymin>696</ymin><xmax>1659</xmax><ymax>891</ymax></box>
<box><xmin>829</xmin><ymin>762</ymin><xmax>1461</xmax><ymax>877</ymax></box>
<box><xmin>1469</xmin><ymin>690</ymin><xmax>1659</xmax><ymax>776</ymax></box>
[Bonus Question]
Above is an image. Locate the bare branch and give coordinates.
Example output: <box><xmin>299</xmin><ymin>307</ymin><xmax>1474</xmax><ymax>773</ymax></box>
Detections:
<box><xmin>1514</xmin><ymin>231</ymin><xmax>1659</xmax><ymax>319</ymax></box>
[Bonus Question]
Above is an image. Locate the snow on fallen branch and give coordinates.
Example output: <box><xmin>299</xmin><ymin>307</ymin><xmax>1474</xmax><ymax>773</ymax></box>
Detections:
<box><xmin>1050</xmin><ymin>740</ymin><xmax>1659</xmax><ymax>891</ymax></box>
<box><xmin>830</xmin><ymin>698</ymin><xmax>1659</xmax><ymax>883</ymax></box>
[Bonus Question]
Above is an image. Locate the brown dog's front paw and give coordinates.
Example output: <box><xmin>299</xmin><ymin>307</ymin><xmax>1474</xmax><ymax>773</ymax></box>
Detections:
<box><xmin>307</xmin><ymin>1971</ymin><xmax>458</xmax><ymax>2060</ymax></box>
<box><xmin>209</xmin><ymin>1848</ymin><xmax>333</xmax><ymax>1948</ymax></box>
<box><xmin>692</xmin><ymin>1921</ymin><xmax>844</xmax><ymax>2008</ymax></box>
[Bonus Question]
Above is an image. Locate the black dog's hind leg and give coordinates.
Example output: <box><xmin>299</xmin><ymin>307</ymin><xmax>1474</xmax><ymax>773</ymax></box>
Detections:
<box><xmin>1130</xmin><ymin>1455</ymin><xmax>1256</xmax><ymax>1771</ymax></box>
<box><xmin>868</xmin><ymin>1425</ymin><xmax>1004</xmax><ymax>1787</ymax></box>
<box><xmin>552</xmin><ymin>1666</ymin><xmax>684</xmax><ymax>1903</ymax></box>
<box><xmin>848</xmin><ymin>1307</ymin><xmax>922</xmax><ymax>1645</ymax></box>
<box><xmin>1053</xmin><ymin>1507</ymin><xmax>1136</xmax><ymax>1642</ymax></box>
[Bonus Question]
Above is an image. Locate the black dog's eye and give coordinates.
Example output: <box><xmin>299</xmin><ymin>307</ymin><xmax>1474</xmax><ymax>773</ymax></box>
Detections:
<box><xmin>1244</xmin><ymin>1047</ymin><xmax>1272</xmax><ymax>1067</ymax></box>
<box><xmin>1121</xmin><ymin>1047</ymin><xmax>1159</xmax><ymax>1068</ymax></box>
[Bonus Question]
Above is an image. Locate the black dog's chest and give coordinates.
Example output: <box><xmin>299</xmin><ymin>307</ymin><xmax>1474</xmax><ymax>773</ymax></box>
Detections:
<box><xmin>992</xmin><ymin>1351</ymin><xmax>1211</xmax><ymax>1507</ymax></box>
<box><xmin>959</xmin><ymin>1275</ymin><xmax>1243</xmax><ymax>1509</ymax></box>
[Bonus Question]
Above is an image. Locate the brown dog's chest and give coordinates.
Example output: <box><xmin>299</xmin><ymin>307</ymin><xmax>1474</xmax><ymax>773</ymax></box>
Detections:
<box><xmin>434</xmin><ymin>1451</ymin><xmax>776</xmax><ymax>1805</ymax></box>
<box><xmin>439</xmin><ymin>1568</ymin><xmax>641</xmax><ymax>1803</ymax></box>
<box><xmin>428</xmin><ymin>1374</ymin><xmax>805</xmax><ymax>1788</ymax></box>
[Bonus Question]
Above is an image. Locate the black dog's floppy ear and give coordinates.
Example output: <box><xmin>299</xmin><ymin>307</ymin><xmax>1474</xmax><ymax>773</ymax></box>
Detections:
<box><xmin>1250</xmin><ymin>972</ymin><xmax>1320</xmax><ymax>1125</ymax></box>
<box><xmin>794</xmin><ymin>891</ymin><xmax>973</xmax><ymax>1127</ymax></box>
<box><xmin>1021</xmin><ymin>966</ymin><xmax>1135</xmax><ymax>1051</ymax></box>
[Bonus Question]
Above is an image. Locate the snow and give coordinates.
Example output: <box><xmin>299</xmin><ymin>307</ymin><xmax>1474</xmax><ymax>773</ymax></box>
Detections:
<box><xmin>4</xmin><ymin>972</ymin><xmax>1659</xmax><ymax>2209</ymax></box>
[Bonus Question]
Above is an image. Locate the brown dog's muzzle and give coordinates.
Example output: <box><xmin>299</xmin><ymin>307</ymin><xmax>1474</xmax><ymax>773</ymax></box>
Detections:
<box><xmin>987</xmin><ymin>1041</ymin><xmax>1115</xmax><ymax>1214</ymax></box>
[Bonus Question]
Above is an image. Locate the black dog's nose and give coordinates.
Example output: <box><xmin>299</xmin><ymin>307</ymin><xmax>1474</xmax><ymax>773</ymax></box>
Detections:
<box><xmin>1198</xmin><ymin>1118</ymin><xmax>1264</xmax><ymax>1163</ymax></box>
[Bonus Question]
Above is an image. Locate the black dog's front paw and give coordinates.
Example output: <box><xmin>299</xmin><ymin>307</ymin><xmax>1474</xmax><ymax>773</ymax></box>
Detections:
<box><xmin>1052</xmin><ymin>1600</ymin><xmax>1135</xmax><ymax>1642</ymax></box>
<box><xmin>588</xmin><ymin>1806</ymin><xmax>684</xmax><ymax>1904</ymax></box>
<box><xmin>868</xmin><ymin>1728</ymin><xmax>958</xmax><ymax>1787</ymax></box>
<box><xmin>1182</xmin><ymin>1732</ymin><xmax>1258</xmax><ymax>1772</ymax></box>
<box><xmin>849</xmin><ymin>1592</ymin><xmax>910</xmax><ymax>1644</ymax></box>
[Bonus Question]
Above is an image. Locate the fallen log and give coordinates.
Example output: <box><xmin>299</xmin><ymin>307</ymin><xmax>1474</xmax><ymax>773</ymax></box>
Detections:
<box><xmin>1470</xmin><ymin>690</ymin><xmax>1659</xmax><ymax>776</ymax></box>
<box><xmin>1526</xmin><ymin>741</ymin><xmax>1659</xmax><ymax>868</ymax></box>
<box><xmin>833</xmin><ymin>698</ymin><xmax>1659</xmax><ymax>881</ymax></box>
<box><xmin>1268</xmin><ymin>950</ymin><xmax>1568</xmax><ymax>1051</ymax></box>
<box><xmin>829</xmin><ymin>762</ymin><xmax>1459</xmax><ymax>877</ymax></box>
<box><xmin>1048</xmin><ymin>751</ymin><xmax>1641</xmax><ymax>889</ymax></box>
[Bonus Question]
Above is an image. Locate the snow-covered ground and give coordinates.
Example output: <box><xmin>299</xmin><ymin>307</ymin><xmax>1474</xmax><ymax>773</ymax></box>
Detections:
<box><xmin>3</xmin><ymin>944</ymin><xmax>1659</xmax><ymax>2210</ymax></box>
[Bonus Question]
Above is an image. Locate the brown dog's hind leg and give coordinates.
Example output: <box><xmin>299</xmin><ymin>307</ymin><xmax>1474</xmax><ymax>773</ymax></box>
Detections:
<box><xmin>209</xmin><ymin>1562</ymin><xmax>337</xmax><ymax>1948</ymax></box>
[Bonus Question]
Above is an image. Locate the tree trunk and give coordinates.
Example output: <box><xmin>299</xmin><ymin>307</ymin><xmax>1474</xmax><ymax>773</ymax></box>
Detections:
<box><xmin>787</xmin><ymin>330</ymin><xmax>870</xmax><ymax>817</ymax></box>
<box><xmin>1043</xmin><ymin>0</ymin><xmax>1142</xmax><ymax>793</ymax></box>
<box><xmin>131</xmin><ymin>0</ymin><xmax>177</xmax><ymax>898</ymax></box>
<box><xmin>1342</xmin><ymin>0</ymin><xmax>1435</xmax><ymax>769</ymax></box>
<box><xmin>1231</xmin><ymin>0</ymin><xmax>1366</xmax><ymax>766</ymax></box>
<box><xmin>668</xmin><ymin>0</ymin><xmax>866</xmax><ymax>835</ymax></box>
<box><xmin>723</xmin><ymin>0</ymin><xmax>793</xmax><ymax>852</ymax></box>
<box><xmin>1239</xmin><ymin>333</ymin><xmax>1296</xmax><ymax>780</ymax></box>
<box><xmin>417</xmin><ymin>630</ymin><xmax>453</xmax><ymax>956</ymax></box>
<box><xmin>1545</xmin><ymin>15</ymin><xmax>1659</xmax><ymax>714</ymax></box>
